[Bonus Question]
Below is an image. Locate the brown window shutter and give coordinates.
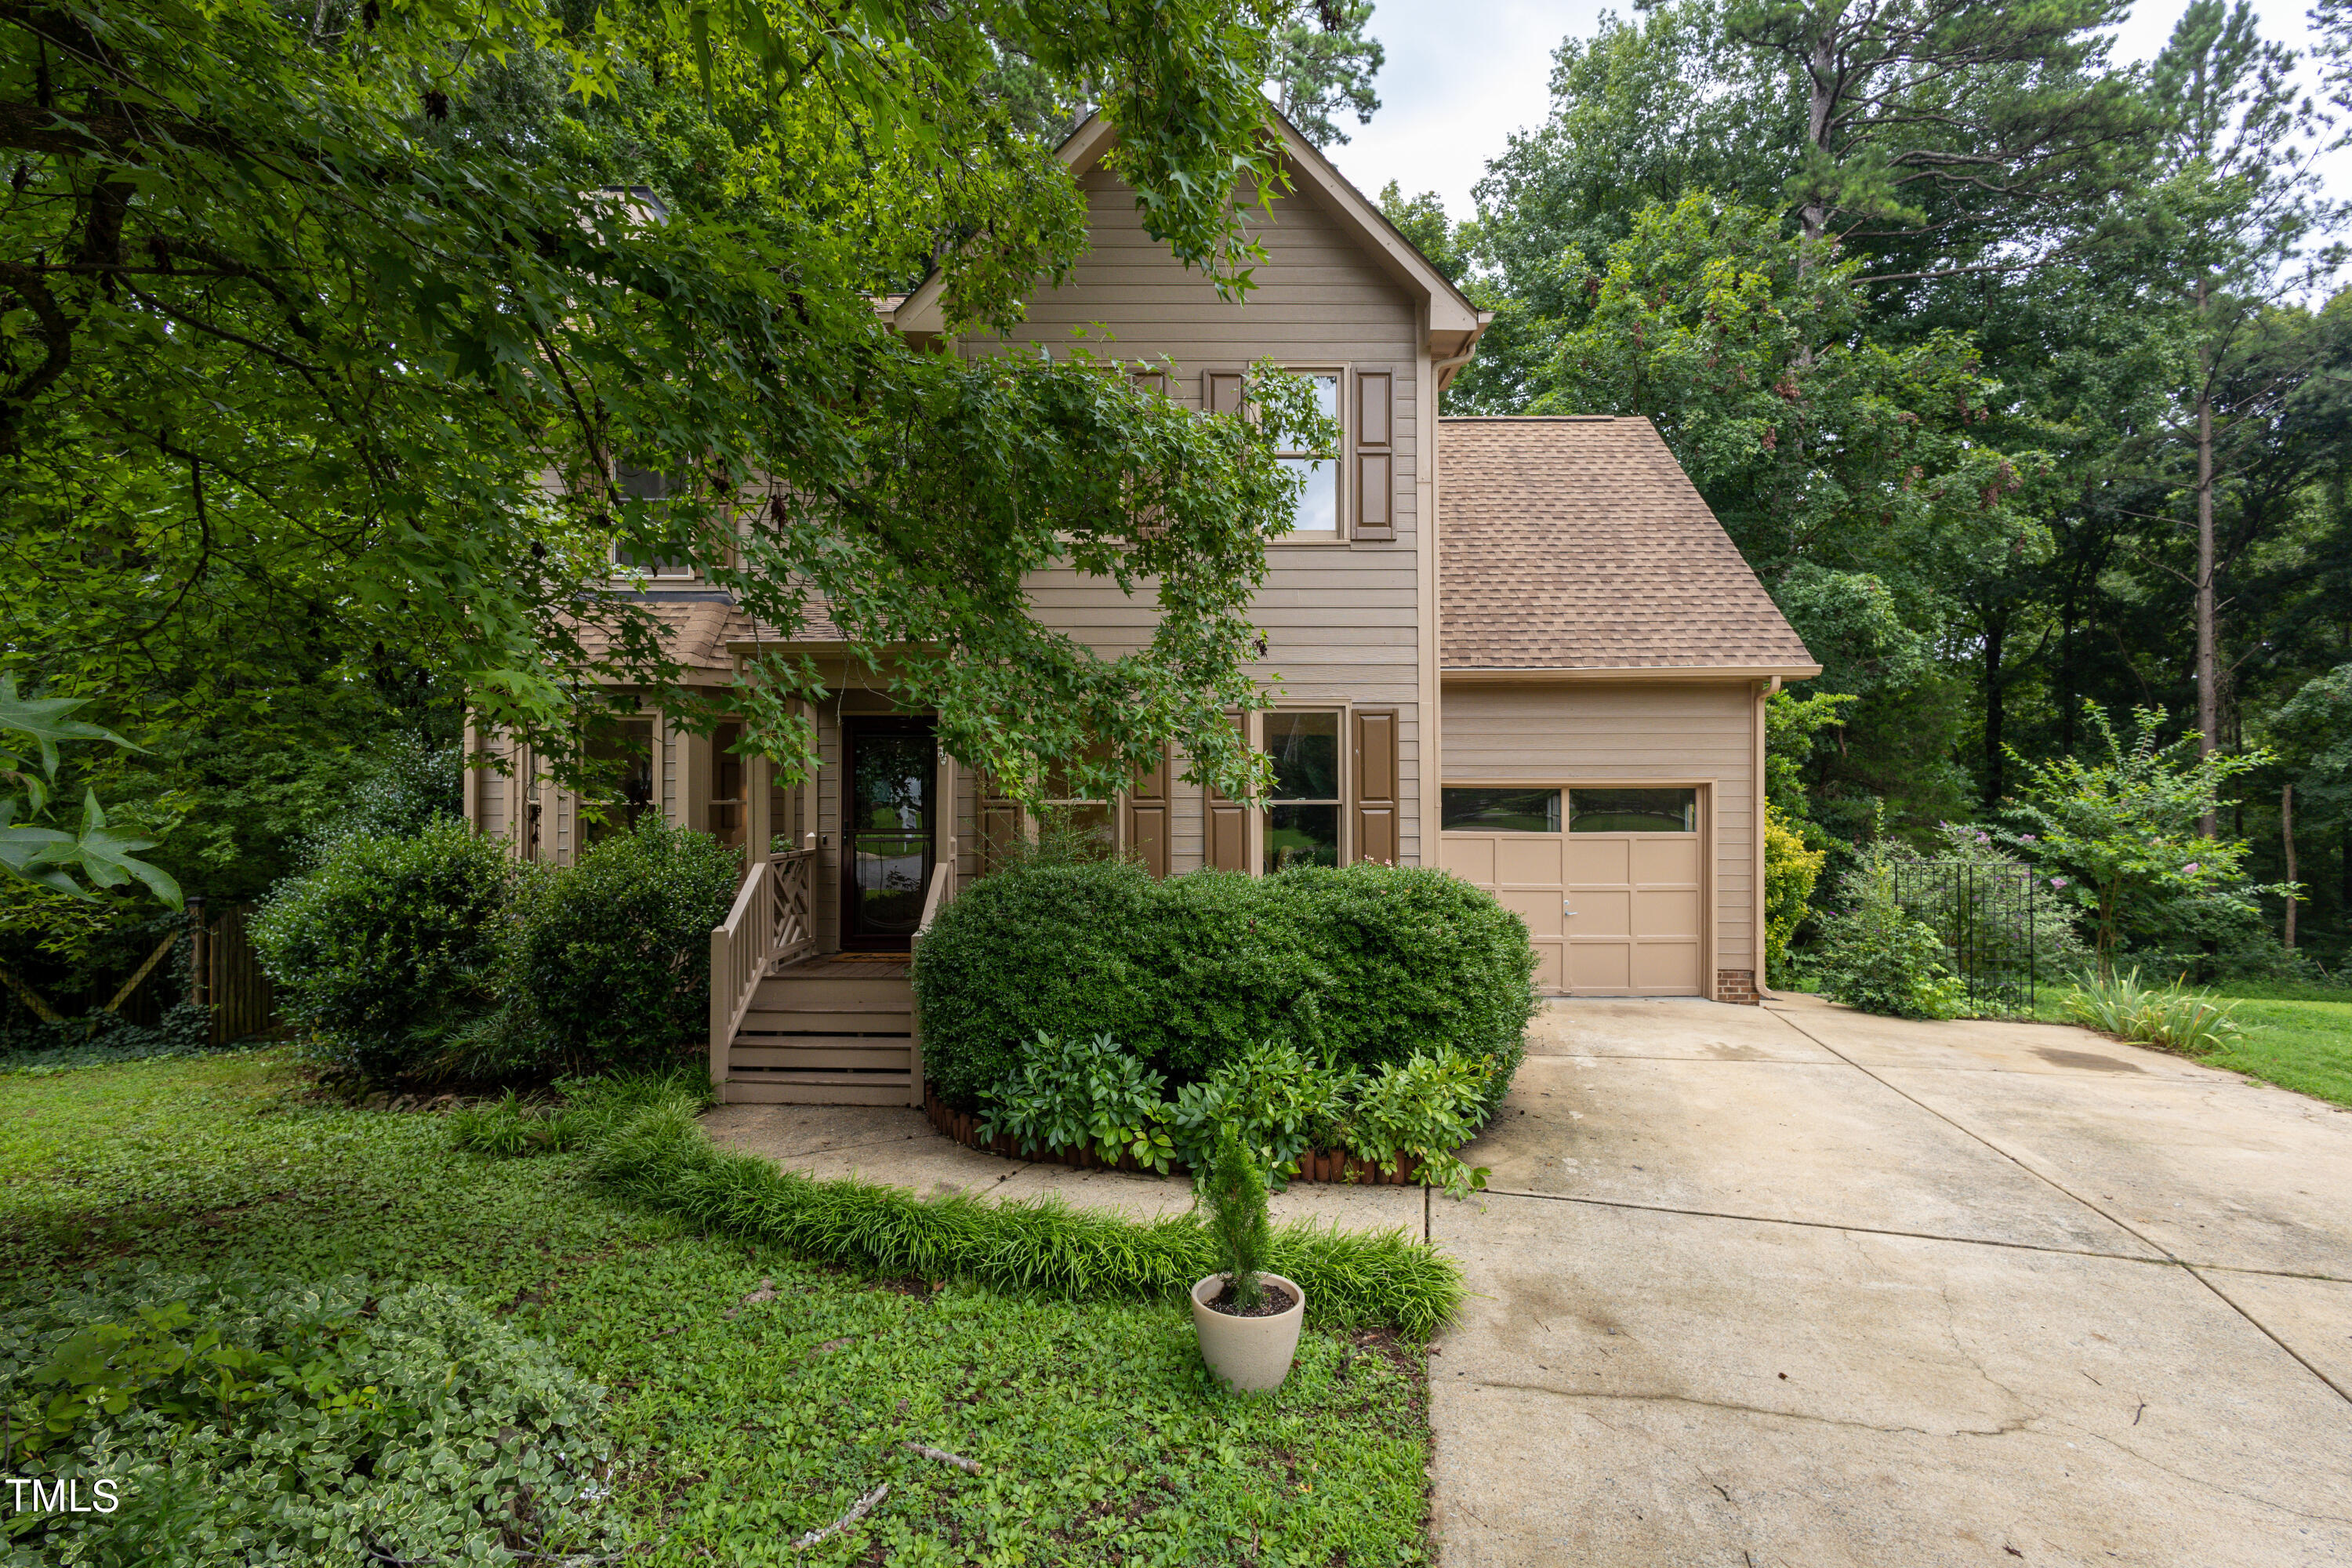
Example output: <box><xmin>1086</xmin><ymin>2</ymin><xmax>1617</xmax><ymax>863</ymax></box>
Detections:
<box><xmin>1203</xmin><ymin>712</ymin><xmax>1251</xmax><ymax>872</ymax></box>
<box><xmin>1356</xmin><ymin>371</ymin><xmax>1392</xmax><ymax>448</ymax></box>
<box><xmin>1125</xmin><ymin>744</ymin><xmax>1171</xmax><ymax>879</ymax></box>
<box><xmin>1352</xmin><ymin>709</ymin><xmax>1399</xmax><ymax>864</ymax></box>
<box><xmin>1353</xmin><ymin>372</ymin><xmax>1393</xmax><ymax>541</ymax></box>
<box><xmin>1356</xmin><ymin>452</ymin><xmax>1392</xmax><ymax>535</ymax></box>
<box><xmin>1205</xmin><ymin>371</ymin><xmax>1245</xmax><ymax>416</ymax></box>
<box><xmin>1133</xmin><ymin>370</ymin><xmax>1168</xmax><ymax>396</ymax></box>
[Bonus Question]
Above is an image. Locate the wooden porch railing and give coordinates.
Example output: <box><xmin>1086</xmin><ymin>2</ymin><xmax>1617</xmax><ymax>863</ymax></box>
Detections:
<box><xmin>905</xmin><ymin>859</ymin><xmax>956</xmax><ymax>1102</ymax></box>
<box><xmin>709</xmin><ymin>846</ymin><xmax>824</xmax><ymax>1091</ymax></box>
<box><xmin>710</xmin><ymin>859</ymin><xmax>774</xmax><ymax>1091</ymax></box>
<box><xmin>770</xmin><ymin>847</ymin><xmax>817</xmax><ymax>968</ymax></box>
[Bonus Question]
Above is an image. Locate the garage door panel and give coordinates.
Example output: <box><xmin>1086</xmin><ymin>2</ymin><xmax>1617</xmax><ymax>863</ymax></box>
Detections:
<box><xmin>1570</xmin><ymin>888</ymin><xmax>1632</xmax><ymax>931</ymax></box>
<box><xmin>1632</xmin><ymin>941</ymin><xmax>1702</xmax><ymax>992</ymax></box>
<box><xmin>1566</xmin><ymin>838</ymin><xmax>1630</xmax><ymax>883</ymax></box>
<box><xmin>1498</xmin><ymin>887</ymin><xmax>1564</xmax><ymax>939</ymax></box>
<box><xmin>1630</xmin><ymin>837</ymin><xmax>1703</xmax><ymax>884</ymax></box>
<box><xmin>1442</xmin><ymin>837</ymin><xmax>1496</xmax><ymax>885</ymax></box>
<box><xmin>1495</xmin><ymin>837</ymin><xmax>1564</xmax><ymax>885</ymax></box>
<box><xmin>1633</xmin><ymin>887</ymin><xmax>1704</xmax><ymax>937</ymax></box>
<box><xmin>1567</xmin><ymin>941</ymin><xmax>1632</xmax><ymax>991</ymax></box>
<box><xmin>1530</xmin><ymin>939</ymin><xmax>1564</xmax><ymax>992</ymax></box>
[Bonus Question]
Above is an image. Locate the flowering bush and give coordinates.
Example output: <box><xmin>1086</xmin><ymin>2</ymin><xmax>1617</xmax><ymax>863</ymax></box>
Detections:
<box><xmin>2001</xmin><ymin>704</ymin><xmax>2286</xmax><ymax>978</ymax></box>
<box><xmin>1813</xmin><ymin>826</ymin><xmax>1967</xmax><ymax>1020</ymax></box>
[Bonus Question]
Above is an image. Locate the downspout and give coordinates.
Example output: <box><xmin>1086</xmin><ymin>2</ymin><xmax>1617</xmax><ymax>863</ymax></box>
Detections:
<box><xmin>1755</xmin><ymin>676</ymin><xmax>1780</xmax><ymax>997</ymax></box>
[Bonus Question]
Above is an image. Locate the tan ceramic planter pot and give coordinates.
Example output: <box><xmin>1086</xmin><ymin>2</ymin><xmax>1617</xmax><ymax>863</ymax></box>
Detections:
<box><xmin>1190</xmin><ymin>1272</ymin><xmax>1305</xmax><ymax>1392</ymax></box>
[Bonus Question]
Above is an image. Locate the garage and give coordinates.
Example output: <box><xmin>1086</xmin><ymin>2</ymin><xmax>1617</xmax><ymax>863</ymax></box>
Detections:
<box><xmin>1439</xmin><ymin>786</ymin><xmax>1707</xmax><ymax>996</ymax></box>
<box><xmin>1435</xmin><ymin>416</ymin><xmax>1820</xmax><ymax>1004</ymax></box>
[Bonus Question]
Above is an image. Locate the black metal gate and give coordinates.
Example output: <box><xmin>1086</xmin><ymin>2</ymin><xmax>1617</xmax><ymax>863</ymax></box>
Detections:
<box><xmin>1887</xmin><ymin>860</ymin><xmax>2040</xmax><ymax>1014</ymax></box>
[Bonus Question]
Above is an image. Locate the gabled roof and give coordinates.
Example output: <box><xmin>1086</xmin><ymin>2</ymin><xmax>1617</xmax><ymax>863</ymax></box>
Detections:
<box><xmin>889</xmin><ymin>111</ymin><xmax>1486</xmax><ymax>358</ymax></box>
<box><xmin>1439</xmin><ymin>418</ymin><xmax>1820</xmax><ymax>680</ymax></box>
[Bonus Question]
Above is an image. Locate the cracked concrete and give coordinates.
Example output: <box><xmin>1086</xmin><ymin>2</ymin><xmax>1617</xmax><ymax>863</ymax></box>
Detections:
<box><xmin>1430</xmin><ymin>993</ymin><xmax>2352</xmax><ymax>1566</ymax></box>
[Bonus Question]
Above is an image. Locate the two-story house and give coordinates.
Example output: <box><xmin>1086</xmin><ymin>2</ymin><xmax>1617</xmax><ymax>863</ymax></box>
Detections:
<box><xmin>463</xmin><ymin>112</ymin><xmax>1819</xmax><ymax>1105</ymax></box>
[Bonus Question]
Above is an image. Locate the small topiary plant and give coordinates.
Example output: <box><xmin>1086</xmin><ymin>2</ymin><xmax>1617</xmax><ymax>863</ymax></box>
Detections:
<box><xmin>1201</xmin><ymin>1121</ymin><xmax>1272</xmax><ymax>1311</ymax></box>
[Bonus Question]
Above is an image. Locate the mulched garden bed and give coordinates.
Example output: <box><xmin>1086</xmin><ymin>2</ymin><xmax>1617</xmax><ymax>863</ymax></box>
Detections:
<box><xmin>922</xmin><ymin>1084</ymin><xmax>1428</xmax><ymax>1186</ymax></box>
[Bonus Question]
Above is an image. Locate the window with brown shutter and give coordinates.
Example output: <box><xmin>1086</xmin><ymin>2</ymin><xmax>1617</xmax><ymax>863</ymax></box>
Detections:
<box><xmin>1204</xmin><ymin>711</ymin><xmax>1252</xmax><ymax>872</ymax></box>
<box><xmin>1124</xmin><ymin>744</ymin><xmax>1171</xmax><ymax>878</ymax></box>
<box><xmin>1352</xmin><ymin>709</ymin><xmax>1399</xmax><ymax>864</ymax></box>
<box><xmin>1354</xmin><ymin>372</ymin><xmax>1393</xmax><ymax>542</ymax></box>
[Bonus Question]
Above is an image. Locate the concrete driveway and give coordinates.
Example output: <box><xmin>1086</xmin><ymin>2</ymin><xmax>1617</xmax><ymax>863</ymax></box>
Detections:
<box><xmin>1431</xmin><ymin>993</ymin><xmax>2352</xmax><ymax>1567</ymax></box>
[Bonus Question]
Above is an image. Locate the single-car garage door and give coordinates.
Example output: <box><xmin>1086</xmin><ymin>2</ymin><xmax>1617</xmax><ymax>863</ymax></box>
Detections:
<box><xmin>1440</xmin><ymin>786</ymin><xmax>1706</xmax><ymax>996</ymax></box>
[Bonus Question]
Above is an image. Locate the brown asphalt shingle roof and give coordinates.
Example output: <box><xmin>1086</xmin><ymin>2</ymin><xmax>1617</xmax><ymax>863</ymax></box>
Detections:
<box><xmin>1439</xmin><ymin>416</ymin><xmax>1816</xmax><ymax>673</ymax></box>
<box><xmin>568</xmin><ymin>597</ymin><xmax>753</xmax><ymax>673</ymax></box>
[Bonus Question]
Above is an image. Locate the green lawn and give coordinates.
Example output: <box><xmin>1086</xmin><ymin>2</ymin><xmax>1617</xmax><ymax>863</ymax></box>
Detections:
<box><xmin>2010</xmin><ymin>982</ymin><xmax>2351</xmax><ymax>1109</ymax></box>
<box><xmin>2199</xmin><ymin>992</ymin><xmax>2352</xmax><ymax>1108</ymax></box>
<box><xmin>2</xmin><ymin>1051</ymin><xmax>1434</xmax><ymax>1566</ymax></box>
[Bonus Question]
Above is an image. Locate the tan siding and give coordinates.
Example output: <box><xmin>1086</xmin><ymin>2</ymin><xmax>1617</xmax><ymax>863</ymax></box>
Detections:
<box><xmin>1441</xmin><ymin>681</ymin><xmax>1760</xmax><ymax>968</ymax></box>
<box><xmin>956</xmin><ymin>161</ymin><xmax>1431</xmax><ymax>866</ymax></box>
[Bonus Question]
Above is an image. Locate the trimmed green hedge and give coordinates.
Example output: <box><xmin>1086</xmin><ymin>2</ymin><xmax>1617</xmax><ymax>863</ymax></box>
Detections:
<box><xmin>586</xmin><ymin>1096</ymin><xmax>1467</xmax><ymax>1337</ymax></box>
<box><xmin>913</xmin><ymin>860</ymin><xmax>1538</xmax><ymax>1112</ymax></box>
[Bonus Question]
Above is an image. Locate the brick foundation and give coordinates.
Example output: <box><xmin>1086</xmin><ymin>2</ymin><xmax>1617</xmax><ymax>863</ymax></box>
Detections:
<box><xmin>1715</xmin><ymin>969</ymin><xmax>1760</xmax><ymax>1006</ymax></box>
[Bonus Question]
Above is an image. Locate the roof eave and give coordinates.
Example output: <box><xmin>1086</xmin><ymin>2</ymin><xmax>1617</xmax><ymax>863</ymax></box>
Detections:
<box><xmin>1442</xmin><ymin>663</ymin><xmax>1824</xmax><ymax>684</ymax></box>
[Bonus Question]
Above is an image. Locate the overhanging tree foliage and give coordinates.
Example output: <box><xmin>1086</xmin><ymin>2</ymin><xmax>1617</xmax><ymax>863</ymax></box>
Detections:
<box><xmin>2</xmin><ymin>0</ymin><xmax>1316</xmax><ymax>815</ymax></box>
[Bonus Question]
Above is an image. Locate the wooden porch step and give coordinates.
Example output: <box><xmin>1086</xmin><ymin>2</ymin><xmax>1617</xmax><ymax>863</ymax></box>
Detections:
<box><xmin>730</xmin><ymin>1040</ymin><xmax>913</xmax><ymax>1072</ymax></box>
<box><xmin>722</xmin><ymin>1074</ymin><xmax>914</xmax><ymax>1106</ymax></box>
<box><xmin>738</xmin><ymin>1007</ymin><xmax>913</xmax><ymax>1034</ymax></box>
<box><xmin>750</xmin><ymin>975</ymin><xmax>913</xmax><ymax>1011</ymax></box>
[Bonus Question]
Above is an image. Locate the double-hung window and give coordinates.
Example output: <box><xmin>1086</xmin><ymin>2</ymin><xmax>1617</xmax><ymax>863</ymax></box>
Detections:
<box><xmin>613</xmin><ymin>463</ymin><xmax>693</xmax><ymax>579</ymax></box>
<box><xmin>1205</xmin><ymin>368</ymin><xmax>1342</xmax><ymax>539</ymax></box>
<box><xmin>1262</xmin><ymin>710</ymin><xmax>1343</xmax><ymax>872</ymax></box>
<box><xmin>1272</xmin><ymin>372</ymin><xmax>1341</xmax><ymax>539</ymax></box>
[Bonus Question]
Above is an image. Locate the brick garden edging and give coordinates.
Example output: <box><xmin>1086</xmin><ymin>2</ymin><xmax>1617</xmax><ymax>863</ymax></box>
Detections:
<box><xmin>922</xmin><ymin>1084</ymin><xmax>1428</xmax><ymax>1186</ymax></box>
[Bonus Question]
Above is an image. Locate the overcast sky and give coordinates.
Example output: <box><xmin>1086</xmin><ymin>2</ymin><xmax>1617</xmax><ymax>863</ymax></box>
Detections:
<box><xmin>1319</xmin><ymin>0</ymin><xmax>2349</xmax><ymax>221</ymax></box>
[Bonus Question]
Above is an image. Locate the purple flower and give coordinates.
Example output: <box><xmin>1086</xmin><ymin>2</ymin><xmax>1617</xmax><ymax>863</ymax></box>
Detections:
<box><xmin>2183</xmin><ymin>862</ymin><xmax>2201</xmax><ymax>875</ymax></box>
<box><xmin>2019</xmin><ymin>834</ymin><xmax>2037</xmax><ymax>843</ymax></box>
<box><xmin>2050</xmin><ymin>877</ymin><xmax>2067</xmax><ymax>888</ymax></box>
<box><xmin>1976</xmin><ymin>832</ymin><xmax>1991</xmax><ymax>843</ymax></box>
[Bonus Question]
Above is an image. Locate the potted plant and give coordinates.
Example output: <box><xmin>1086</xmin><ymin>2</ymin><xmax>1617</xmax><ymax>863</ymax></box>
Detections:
<box><xmin>1190</xmin><ymin>1123</ymin><xmax>1305</xmax><ymax>1391</ymax></box>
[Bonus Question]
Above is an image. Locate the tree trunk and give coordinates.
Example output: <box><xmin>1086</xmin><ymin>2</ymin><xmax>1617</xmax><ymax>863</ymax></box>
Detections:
<box><xmin>2281</xmin><ymin>784</ymin><xmax>2296</xmax><ymax>951</ymax></box>
<box><xmin>2194</xmin><ymin>277</ymin><xmax>2220</xmax><ymax>837</ymax></box>
<box><xmin>1799</xmin><ymin>31</ymin><xmax>1835</xmax><ymax>253</ymax></box>
<box><xmin>1980</xmin><ymin>615</ymin><xmax>2005</xmax><ymax>809</ymax></box>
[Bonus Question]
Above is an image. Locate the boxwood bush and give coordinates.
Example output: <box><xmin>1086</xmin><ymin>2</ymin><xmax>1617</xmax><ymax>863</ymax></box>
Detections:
<box><xmin>257</xmin><ymin>817</ymin><xmax>738</xmax><ymax>1082</ymax></box>
<box><xmin>914</xmin><ymin>860</ymin><xmax>1537</xmax><ymax>1116</ymax></box>
<box><xmin>252</xmin><ymin>816</ymin><xmax>511</xmax><ymax>1080</ymax></box>
<box><xmin>506</xmin><ymin>819</ymin><xmax>740</xmax><ymax>1069</ymax></box>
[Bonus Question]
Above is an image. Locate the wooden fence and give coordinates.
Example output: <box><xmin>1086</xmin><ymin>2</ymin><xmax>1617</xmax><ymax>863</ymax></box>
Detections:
<box><xmin>189</xmin><ymin>901</ymin><xmax>280</xmax><ymax>1046</ymax></box>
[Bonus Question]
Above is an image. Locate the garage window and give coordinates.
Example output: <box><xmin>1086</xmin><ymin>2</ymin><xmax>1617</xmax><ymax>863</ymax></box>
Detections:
<box><xmin>1569</xmin><ymin>788</ymin><xmax>1697</xmax><ymax>833</ymax></box>
<box><xmin>1442</xmin><ymin>788</ymin><xmax>1560</xmax><ymax>832</ymax></box>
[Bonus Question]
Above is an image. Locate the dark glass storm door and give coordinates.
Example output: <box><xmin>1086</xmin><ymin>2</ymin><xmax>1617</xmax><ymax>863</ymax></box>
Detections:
<box><xmin>840</xmin><ymin>717</ymin><xmax>936</xmax><ymax>950</ymax></box>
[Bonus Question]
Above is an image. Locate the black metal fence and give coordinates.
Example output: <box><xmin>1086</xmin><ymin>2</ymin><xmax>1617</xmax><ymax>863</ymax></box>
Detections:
<box><xmin>1887</xmin><ymin>860</ymin><xmax>2041</xmax><ymax>1014</ymax></box>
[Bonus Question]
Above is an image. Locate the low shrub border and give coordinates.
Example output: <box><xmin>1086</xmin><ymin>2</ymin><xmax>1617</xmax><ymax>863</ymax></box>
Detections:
<box><xmin>923</xmin><ymin>1083</ymin><xmax>1428</xmax><ymax>1187</ymax></box>
<box><xmin>582</xmin><ymin>1095</ymin><xmax>1466</xmax><ymax>1338</ymax></box>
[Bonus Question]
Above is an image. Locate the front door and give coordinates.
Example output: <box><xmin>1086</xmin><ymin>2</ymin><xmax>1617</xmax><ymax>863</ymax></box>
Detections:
<box><xmin>840</xmin><ymin>717</ymin><xmax>935</xmax><ymax>950</ymax></box>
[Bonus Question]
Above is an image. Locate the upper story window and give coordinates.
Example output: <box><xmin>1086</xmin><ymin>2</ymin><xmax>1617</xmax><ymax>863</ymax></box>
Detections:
<box><xmin>613</xmin><ymin>463</ymin><xmax>693</xmax><ymax>579</ymax></box>
<box><xmin>1273</xmin><ymin>372</ymin><xmax>1341</xmax><ymax>539</ymax></box>
<box><xmin>1205</xmin><ymin>368</ymin><xmax>1343</xmax><ymax>541</ymax></box>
